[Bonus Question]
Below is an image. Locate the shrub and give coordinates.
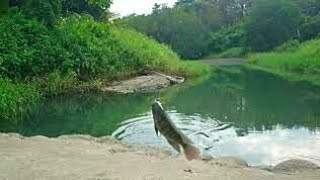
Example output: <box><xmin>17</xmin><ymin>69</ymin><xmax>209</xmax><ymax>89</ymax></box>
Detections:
<box><xmin>0</xmin><ymin>78</ymin><xmax>41</xmax><ymax>122</ymax></box>
<box><xmin>210</xmin><ymin>24</ymin><xmax>246</xmax><ymax>53</ymax></box>
<box><xmin>0</xmin><ymin>10</ymin><xmax>64</xmax><ymax>78</ymax></box>
<box><xmin>56</xmin><ymin>15</ymin><xmax>118</xmax><ymax>79</ymax></box>
<box><xmin>274</xmin><ymin>39</ymin><xmax>300</xmax><ymax>52</ymax></box>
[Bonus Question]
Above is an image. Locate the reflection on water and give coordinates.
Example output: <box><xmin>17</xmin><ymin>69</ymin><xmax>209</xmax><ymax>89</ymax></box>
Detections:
<box><xmin>112</xmin><ymin>111</ymin><xmax>320</xmax><ymax>166</ymax></box>
<box><xmin>1</xmin><ymin>67</ymin><xmax>320</xmax><ymax>166</ymax></box>
<box><xmin>0</xmin><ymin>94</ymin><xmax>155</xmax><ymax>137</ymax></box>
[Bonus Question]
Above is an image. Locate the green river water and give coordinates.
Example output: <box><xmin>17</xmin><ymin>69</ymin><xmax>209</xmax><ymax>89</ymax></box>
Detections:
<box><xmin>1</xmin><ymin>67</ymin><xmax>320</xmax><ymax>166</ymax></box>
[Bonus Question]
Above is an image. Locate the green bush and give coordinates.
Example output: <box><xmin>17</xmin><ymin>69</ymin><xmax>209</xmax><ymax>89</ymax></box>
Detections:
<box><xmin>274</xmin><ymin>39</ymin><xmax>300</xmax><ymax>52</ymax></box>
<box><xmin>0</xmin><ymin>10</ymin><xmax>64</xmax><ymax>78</ymax></box>
<box><xmin>21</xmin><ymin>0</ymin><xmax>62</xmax><ymax>27</ymax></box>
<box><xmin>0</xmin><ymin>78</ymin><xmax>41</xmax><ymax>122</ymax></box>
<box><xmin>210</xmin><ymin>24</ymin><xmax>246</xmax><ymax>53</ymax></box>
<box><xmin>56</xmin><ymin>15</ymin><xmax>118</xmax><ymax>79</ymax></box>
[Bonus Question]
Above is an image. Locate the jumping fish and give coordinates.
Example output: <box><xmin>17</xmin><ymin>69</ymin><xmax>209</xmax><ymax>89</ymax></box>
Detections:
<box><xmin>151</xmin><ymin>99</ymin><xmax>200</xmax><ymax>161</ymax></box>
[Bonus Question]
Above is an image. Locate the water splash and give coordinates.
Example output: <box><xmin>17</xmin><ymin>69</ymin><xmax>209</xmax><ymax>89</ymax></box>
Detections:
<box><xmin>112</xmin><ymin>111</ymin><xmax>320</xmax><ymax>166</ymax></box>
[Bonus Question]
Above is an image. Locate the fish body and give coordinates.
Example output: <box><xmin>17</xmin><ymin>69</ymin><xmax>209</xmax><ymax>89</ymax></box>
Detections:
<box><xmin>151</xmin><ymin>99</ymin><xmax>200</xmax><ymax>161</ymax></box>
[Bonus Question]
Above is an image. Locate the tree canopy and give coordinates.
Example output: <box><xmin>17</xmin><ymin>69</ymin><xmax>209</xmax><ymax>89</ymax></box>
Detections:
<box><xmin>122</xmin><ymin>0</ymin><xmax>320</xmax><ymax>58</ymax></box>
<box><xmin>245</xmin><ymin>0</ymin><xmax>301</xmax><ymax>51</ymax></box>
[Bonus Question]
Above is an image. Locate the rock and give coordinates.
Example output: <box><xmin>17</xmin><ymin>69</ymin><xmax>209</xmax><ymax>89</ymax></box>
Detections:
<box><xmin>101</xmin><ymin>72</ymin><xmax>184</xmax><ymax>94</ymax></box>
<box><xmin>273</xmin><ymin>159</ymin><xmax>319</xmax><ymax>172</ymax></box>
<box><xmin>206</xmin><ymin>156</ymin><xmax>249</xmax><ymax>168</ymax></box>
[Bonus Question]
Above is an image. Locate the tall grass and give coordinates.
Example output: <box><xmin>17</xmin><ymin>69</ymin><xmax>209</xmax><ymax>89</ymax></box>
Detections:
<box><xmin>110</xmin><ymin>27</ymin><xmax>210</xmax><ymax>77</ymax></box>
<box><xmin>247</xmin><ymin>39</ymin><xmax>320</xmax><ymax>85</ymax></box>
<box><xmin>0</xmin><ymin>78</ymin><xmax>41</xmax><ymax>122</ymax></box>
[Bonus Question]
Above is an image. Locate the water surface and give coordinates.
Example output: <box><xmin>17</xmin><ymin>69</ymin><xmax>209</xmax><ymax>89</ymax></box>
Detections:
<box><xmin>1</xmin><ymin>67</ymin><xmax>320</xmax><ymax>166</ymax></box>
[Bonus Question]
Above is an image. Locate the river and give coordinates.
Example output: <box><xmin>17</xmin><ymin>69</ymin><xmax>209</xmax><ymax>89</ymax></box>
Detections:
<box><xmin>1</xmin><ymin>66</ymin><xmax>320</xmax><ymax>166</ymax></box>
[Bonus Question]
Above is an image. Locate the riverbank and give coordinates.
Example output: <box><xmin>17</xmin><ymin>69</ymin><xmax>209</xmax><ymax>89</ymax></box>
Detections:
<box><xmin>1</xmin><ymin>133</ymin><xmax>319</xmax><ymax>180</ymax></box>
<box><xmin>246</xmin><ymin>39</ymin><xmax>320</xmax><ymax>86</ymax></box>
<box><xmin>0</xmin><ymin>9</ymin><xmax>210</xmax><ymax>123</ymax></box>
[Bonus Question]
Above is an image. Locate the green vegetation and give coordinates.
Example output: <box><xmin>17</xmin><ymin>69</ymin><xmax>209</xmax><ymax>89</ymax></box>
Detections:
<box><xmin>245</xmin><ymin>0</ymin><xmax>301</xmax><ymax>51</ymax></box>
<box><xmin>121</xmin><ymin>0</ymin><xmax>320</xmax><ymax>86</ymax></box>
<box><xmin>208</xmin><ymin>47</ymin><xmax>247</xmax><ymax>59</ymax></box>
<box><xmin>210</xmin><ymin>24</ymin><xmax>247</xmax><ymax>54</ymax></box>
<box><xmin>0</xmin><ymin>0</ymin><xmax>208</xmax><ymax>123</ymax></box>
<box><xmin>110</xmin><ymin>27</ymin><xmax>210</xmax><ymax>77</ymax></box>
<box><xmin>122</xmin><ymin>0</ymin><xmax>320</xmax><ymax>57</ymax></box>
<box><xmin>0</xmin><ymin>78</ymin><xmax>41</xmax><ymax>122</ymax></box>
<box><xmin>2</xmin><ymin>0</ymin><xmax>320</xmax><ymax>128</ymax></box>
<box><xmin>247</xmin><ymin>40</ymin><xmax>320</xmax><ymax>86</ymax></box>
<box><xmin>121</xmin><ymin>0</ymin><xmax>245</xmax><ymax>59</ymax></box>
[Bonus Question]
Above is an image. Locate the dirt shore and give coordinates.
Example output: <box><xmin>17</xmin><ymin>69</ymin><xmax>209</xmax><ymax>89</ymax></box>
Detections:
<box><xmin>1</xmin><ymin>133</ymin><xmax>319</xmax><ymax>180</ymax></box>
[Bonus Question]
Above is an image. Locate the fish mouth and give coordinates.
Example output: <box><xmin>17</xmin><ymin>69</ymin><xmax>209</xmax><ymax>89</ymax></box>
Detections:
<box><xmin>153</xmin><ymin>98</ymin><xmax>164</xmax><ymax>110</ymax></box>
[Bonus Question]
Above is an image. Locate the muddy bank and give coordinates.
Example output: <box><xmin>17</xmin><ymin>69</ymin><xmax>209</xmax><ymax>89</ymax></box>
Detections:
<box><xmin>101</xmin><ymin>71</ymin><xmax>184</xmax><ymax>94</ymax></box>
<box><xmin>1</xmin><ymin>133</ymin><xmax>319</xmax><ymax>180</ymax></box>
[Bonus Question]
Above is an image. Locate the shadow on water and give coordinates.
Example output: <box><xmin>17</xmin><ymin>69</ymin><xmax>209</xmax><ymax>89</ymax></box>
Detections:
<box><xmin>1</xmin><ymin>66</ymin><xmax>320</xmax><ymax>165</ymax></box>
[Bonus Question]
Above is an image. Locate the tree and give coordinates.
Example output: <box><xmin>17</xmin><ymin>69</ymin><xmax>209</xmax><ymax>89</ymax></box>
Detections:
<box><xmin>0</xmin><ymin>0</ymin><xmax>9</xmax><ymax>15</ymax></box>
<box><xmin>245</xmin><ymin>0</ymin><xmax>301</xmax><ymax>51</ymax></box>
<box><xmin>62</xmin><ymin>0</ymin><xmax>111</xmax><ymax>21</ymax></box>
<box><xmin>122</xmin><ymin>1</ymin><xmax>223</xmax><ymax>59</ymax></box>
<box><xmin>20</xmin><ymin>0</ymin><xmax>63</xmax><ymax>27</ymax></box>
<box><xmin>215</xmin><ymin>0</ymin><xmax>252</xmax><ymax>25</ymax></box>
<box><xmin>300</xmin><ymin>15</ymin><xmax>320</xmax><ymax>41</ymax></box>
<box><xmin>175</xmin><ymin>0</ymin><xmax>195</xmax><ymax>6</ymax></box>
<box><xmin>293</xmin><ymin>0</ymin><xmax>320</xmax><ymax>17</ymax></box>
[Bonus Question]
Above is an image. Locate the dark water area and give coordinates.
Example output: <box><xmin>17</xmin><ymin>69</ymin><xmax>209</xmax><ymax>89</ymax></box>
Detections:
<box><xmin>1</xmin><ymin>67</ymin><xmax>320</xmax><ymax>166</ymax></box>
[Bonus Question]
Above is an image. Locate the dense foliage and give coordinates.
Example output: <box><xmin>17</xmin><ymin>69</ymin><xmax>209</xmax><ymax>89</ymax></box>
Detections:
<box><xmin>210</xmin><ymin>24</ymin><xmax>246</xmax><ymax>53</ymax></box>
<box><xmin>123</xmin><ymin>0</ymin><xmax>320</xmax><ymax>58</ymax></box>
<box><xmin>300</xmin><ymin>15</ymin><xmax>320</xmax><ymax>41</ymax></box>
<box><xmin>245</xmin><ymin>0</ymin><xmax>301</xmax><ymax>51</ymax></box>
<box><xmin>122</xmin><ymin>1</ymin><xmax>225</xmax><ymax>59</ymax></box>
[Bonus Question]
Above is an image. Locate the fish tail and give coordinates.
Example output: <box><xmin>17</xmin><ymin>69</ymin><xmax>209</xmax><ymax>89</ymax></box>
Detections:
<box><xmin>182</xmin><ymin>143</ymin><xmax>200</xmax><ymax>161</ymax></box>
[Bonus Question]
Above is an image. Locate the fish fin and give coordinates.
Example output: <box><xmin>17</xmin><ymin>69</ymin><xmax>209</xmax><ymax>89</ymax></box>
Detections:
<box><xmin>154</xmin><ymin>125</ymin><xmax>160</xmax><ymax>137</ymax></box>
<box><xmin>183</xmin><ymin>143</ymin><xmax>200</xmax><ymax>161</ymax></box>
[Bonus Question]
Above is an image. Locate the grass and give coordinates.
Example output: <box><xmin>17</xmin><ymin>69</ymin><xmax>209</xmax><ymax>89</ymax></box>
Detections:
<box><xmin>0</xmin><ymin>78</ymin><xmax>41</xmax><ymax>123</ymax></box>
<box><xmin>110</xmin><ymin>27</ymin><xmax>210</xmax><ymax>78</ymax></box>
<box><xmin>206</xmin><ymin>47</ymin><xmax>247</xmax><ymax>59</ymax></box>
<box><xmin>247</xmin><ymin>39</ymin><xmax>320</xmax><ymax>86</ymax></box>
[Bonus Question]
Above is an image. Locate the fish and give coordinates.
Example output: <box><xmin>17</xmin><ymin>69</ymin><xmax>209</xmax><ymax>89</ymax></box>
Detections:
<box><xmin>151</xmin><ymin>99</ymin><xmax>200</xmax><ymax>161</ymax></box>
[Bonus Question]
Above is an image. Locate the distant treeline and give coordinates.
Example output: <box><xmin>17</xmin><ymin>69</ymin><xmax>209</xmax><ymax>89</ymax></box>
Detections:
<box><xmin>121</xmin><ymin>0</ymin><xmax>320</xmax><ymax>59</ymax></box>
